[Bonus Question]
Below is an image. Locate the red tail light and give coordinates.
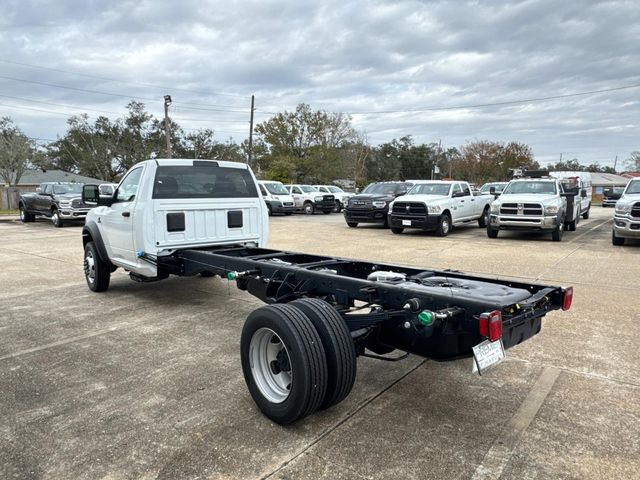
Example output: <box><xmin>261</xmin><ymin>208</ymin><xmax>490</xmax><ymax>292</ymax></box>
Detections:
<box><xmin>562</xmin><ymin>287</ymin><xmax>573</xmax><ymax>311</ymax></box>
<box><xmin>479</xmin><ymin>310</ymin><xmax>502</xmax><ymax>342</ymax></box>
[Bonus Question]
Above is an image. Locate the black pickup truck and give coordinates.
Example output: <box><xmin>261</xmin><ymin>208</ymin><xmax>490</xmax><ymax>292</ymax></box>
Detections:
<box><xmin>18</xmin><ymin>182</ymin><xmax>91</xmax><ymax>227</ymax></box>
<box><xmin>343</xmin><ymin>181</ymin><xmax>414</xmax><ymax>228</ymax></box>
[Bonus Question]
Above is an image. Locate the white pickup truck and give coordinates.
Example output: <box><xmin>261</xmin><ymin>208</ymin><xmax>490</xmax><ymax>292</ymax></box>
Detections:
<box><xmin>387</xmin><ymin>181</ymin><xmax>493</xmax><ymax>236</ymax></box>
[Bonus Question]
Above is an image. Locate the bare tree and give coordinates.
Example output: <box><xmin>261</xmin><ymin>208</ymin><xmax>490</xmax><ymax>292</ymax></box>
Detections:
<box><xmin>0</xmin><ymin>117</ymin><xmax>32</xmax><ymax>186</ymax></box>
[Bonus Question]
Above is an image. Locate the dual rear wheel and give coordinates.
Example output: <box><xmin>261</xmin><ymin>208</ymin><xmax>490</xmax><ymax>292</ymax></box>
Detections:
<box><xmin>240</xmin><ymin>298</ymin><xmax>357</xmax><ymax>425</ymax></box>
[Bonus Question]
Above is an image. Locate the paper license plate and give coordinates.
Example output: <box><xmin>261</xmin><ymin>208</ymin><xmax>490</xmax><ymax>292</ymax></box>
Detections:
<box><xmin>402</xmin><ymin>220</ymin><xmax>412</xmax><ymax>226</ymax></box>
<box><xmin>472</xmin><ymin>339</ymin><xmax>505</xmax><ymax>375</ymax></box>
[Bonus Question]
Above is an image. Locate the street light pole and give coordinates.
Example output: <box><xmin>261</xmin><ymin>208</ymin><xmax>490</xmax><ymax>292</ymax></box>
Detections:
<box><xmin>247</xmin><ymin>95</ymin><xmax>255</xmax><ymax>165</ymax></box>
<box><xmin>164</xmin><ymin>95</ymin><xmax>172</xmax><ymax>158</ymax></box>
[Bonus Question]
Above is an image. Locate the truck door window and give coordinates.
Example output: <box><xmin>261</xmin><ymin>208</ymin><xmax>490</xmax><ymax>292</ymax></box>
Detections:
<box><xmin>259</xmin><ymin>185</ymin><xmax>268</xmax><ymax>196</ymax></box>
<box><xmin>292</xmin><ymin>187</ymin><xmax>302</xmax><ymax>194</ymax></box>
<box><xmin>116</xmin><ymin>167</ymin><xmax>143</xmax><ymax>202</ymax></box>
<box><xmin>43</xmin><ymin>184</ymin><xmax>53</xmax><ymax>195</ymax></box>
<box><xmin>461</xmin><ymin>184</ymin><xmax>472</xmax><ymax>196</ymax></box>
<box><xmin>452</xmin><ymin>184</ymin><xmax>463</xmax><ymax>196</ymax></box>
<box><xmin>151</xmin><ymin>165</ymin><xmax>258</xmax><ymax>199</ymax></box>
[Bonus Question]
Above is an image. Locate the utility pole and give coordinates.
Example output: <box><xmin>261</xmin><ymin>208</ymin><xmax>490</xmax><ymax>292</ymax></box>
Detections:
<box><xmin>432</xmin><ymin>139</ymin><xmax>441</xmax><ymax>180</ymax></box>
<box><xmin>247</xmin><ymin>95</ymin><xmax>255</xmax><ymax>165</ymax></box>
<box><xmin>613</xmin><ymin>155</ymin><xmax>618</xmax><ymax>172</ymax></box>
<box><xmin>164</xmin><ymin>95</ymin><xmax>172</xmax><ymax>158</ymax></box>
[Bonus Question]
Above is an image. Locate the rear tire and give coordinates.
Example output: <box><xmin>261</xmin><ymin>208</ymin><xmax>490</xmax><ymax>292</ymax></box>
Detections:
<box><xmin>51</xmin><ymin>209</ymin><xmax>64</xmax><ymax>228</ymax></box>
<box><xmin>582</xmin><ymin>207</ymin><xmax>590</xmax><ymax>219</ymax></box>
<box><xmin>612</xmin><ymin>230</ymin><xmax>625</xmax><ymax>246</ymax></box>
<box><xmin>19</xmin><ymin>205</ymin><xmax>34</xmax><ymax>223</ymax></box>
<box><xmin>323</xmin><ymin>210</ymin><xmax>331</xmax><ymax>215</ymax></box>
<box><xmin>240</xmin><ymin>304</ymin><xmax>328</xmax><ymax>425</ymax></box>
<box><xmin>267</xmin><ymin>204</ymin><xmax>273</xmax><ymax>216</ymax></box>
<box><xmin>478</xmin><ymin>207</ymin><xmax>489</xmax><ymax>228</ymax></box>
<box><xmin>84</xmin><ymin>241</ymin><xmax>110</xmax><ymax>292</ymax></box>
<box><xmin>487</xmin><ymin>226</ymin><xmax>499</xmax><ymax>238</ymax></box>
<box><xmin>391</xmin><ymin>227</ymin><xmax>404</xmax><ymax>234</ymax></box>
<box><xmin>566</xmin><ymin>220</ymin><xmax>577</xmax><ymax>231</ymax></box>
<box><xmin>435</xmin><ymin>214</ymin><xmax>451</xmax><ymax>237</ymax></box>
<box><xmin>333</xmin><ymin>201</ymin><xmax>342</xmax><ymax>213</ymax></box>
<box><xmin>347</xmin><ymin>222</ymin><xmax>358</xmax><ymax>228</ymax></box>
<box><xmin>289</xmin><ymin>298</ymin><xmax>357</xmax><ymax>410</ymax></box>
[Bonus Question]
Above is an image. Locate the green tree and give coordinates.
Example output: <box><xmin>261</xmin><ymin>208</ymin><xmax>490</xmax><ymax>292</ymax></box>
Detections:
<box><xmin>0</xmin><ymin>117</ymin><xmax>33</xmax><ymax>185</ymax></box>
<box><xmin>254</xmin><ymin>103</ymin><xmax>358</xmax><ymax>182</ymax></box>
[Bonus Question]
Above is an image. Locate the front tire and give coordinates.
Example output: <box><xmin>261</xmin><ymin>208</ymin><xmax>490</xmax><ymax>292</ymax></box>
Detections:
<box><xmin>391</xmin><ymin>227</ymin><xmax>404</xmax><ymax>234</ymax></box>
<box><xmin>303</xmin><ymin>202</ymin><xmax>315</xmax><ymax>215</ymax></box>
<box><xmin>322</xmin><ymin>210</ymin><xmax>331</xmax><ymax>215</ymax></box>
<box><xmin>582</xmin><ymin>207</ymin><xmax>590</xmax><ymax>219</ymax></box>
<box><xmin>240</xmin><ymin>304</ymin><xmax>328</xmax><ymax>425</ymax></box>
<box><xmin>84</xmin><ymin>242</ymin><xmax>111</xmax><ymax>292</ymax></box>
<box><xmin>333</xmin><ymin>201</ymin><xmax>342</xmax><ymax>213</ymax></box>
<box><xmin>289</xmin><ymin>299</ymin><xmax>357</xmax><ymax>410</ymax></box>
<box><xmin>612</xmin><ymin>230</ymin><xmax>625</xmax><ymax>246</ymax></box>
<box><xmin>478</xmin><ymin>207</ymin><xmax>489</xmax><ymax>228</ymax></box>
<box><xmin>435</xmin><ymin>214</ymin><xmax>451</xmax><ymax>237</ymax></box>
<box><xmin>267</xmin><ymin>204</ymin><xmax>273</xmax><ymax>216</ymax></box>
<box><xmin>51</xmin><ymin>209</ymin><xmax>63</xmax><ymax>228</ymax></box>
<box><xmin>346</xmin><ymin>222</ymin><xmax>358</xmax><ymax>228</ymax></box>
<box><xmin>552</xmin><ymin>219</ymin><xmax>564</xmax><ymax>241</ymax></box>
<box><xmin>487</xmin><ymin>225</ymin><xmax>499</xmax><ymax>238</ymax></box>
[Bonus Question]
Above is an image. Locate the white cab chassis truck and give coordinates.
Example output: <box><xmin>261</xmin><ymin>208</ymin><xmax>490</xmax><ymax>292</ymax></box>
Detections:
<box><xmin>81</xmin><ymin>159</ymin><xmax>573</xmax><ymax>425</ymax></box>
<box><xmin>387</xmin><ymin>181</ymin><xmax>493</xmax><ymax>236</ymax></box>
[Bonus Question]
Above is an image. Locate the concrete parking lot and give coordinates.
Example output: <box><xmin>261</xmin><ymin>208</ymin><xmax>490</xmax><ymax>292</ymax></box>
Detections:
<box><xmin>1</xmin><ymin>207</ymin><xmax>639</xmax><ymax>480</ymax></box>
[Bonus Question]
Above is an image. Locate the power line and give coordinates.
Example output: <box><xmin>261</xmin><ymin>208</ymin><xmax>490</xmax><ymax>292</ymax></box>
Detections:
<box><xmin>0</xmin><ymin>93</ymin><xmax>123</xmax><ymax>116</ymax></box>
<box><xmin>0</xmin><ymin>58</ymin><xmax>248</xmax><ymax>99</ymax></box>
<box><xmin>345</xmin><ymin>82</ymin><xmax>640</xmax><ymax>115</ymax></box>
<box><xmin>0</xmin><ymin>75</ymin><xmax>250</xmax><ymax>112</ymax></box>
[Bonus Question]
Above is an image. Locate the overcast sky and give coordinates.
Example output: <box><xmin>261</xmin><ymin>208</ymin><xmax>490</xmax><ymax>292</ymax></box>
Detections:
<box><xmin>1</xmin><ymin>0</ymin><xmax>639</xmax><ymax>168</ymax></box>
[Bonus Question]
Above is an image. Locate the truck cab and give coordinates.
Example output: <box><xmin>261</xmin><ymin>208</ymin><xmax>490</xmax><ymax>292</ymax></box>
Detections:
<box><xmin>82</xmin><ymin>159</ymin><xmax>268</xmax><ymax>280</ymax></box>
<box><xmin>488</xmin><ymin>174</ymin><xmax>580</xmax><ymax>241</ymax></box>
<box><xmin>258</xmin><ymin>180</ymin><xmax>295</xmax><ymax>215</ymax></box>
<box><xmin>388</xmin><ymin>181</ymin><xmax>493</xmax><ymax>236</ymax></box>
<box><xmin>612</xmin><ymin>178</ymin><xmax>640</xmax><ymax>246</ymax></box>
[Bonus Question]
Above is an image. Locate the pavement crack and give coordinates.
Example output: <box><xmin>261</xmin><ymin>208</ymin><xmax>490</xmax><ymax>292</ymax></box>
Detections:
<box><xmin>258</xmin><ymin>359</ymin><xmax>427</xmax><ymax>480</ymax></box>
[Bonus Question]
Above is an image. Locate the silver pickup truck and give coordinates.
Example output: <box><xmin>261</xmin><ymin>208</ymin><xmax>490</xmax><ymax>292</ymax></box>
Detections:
<box><xmin>612</xmin><ymin>178</ymin><xmax>640</xmax><ymax>246</ymax></box>
<box><xmin>487</xmin><ymin>177</ymin><xmax>580</xmax><ymax>242</ymax></box>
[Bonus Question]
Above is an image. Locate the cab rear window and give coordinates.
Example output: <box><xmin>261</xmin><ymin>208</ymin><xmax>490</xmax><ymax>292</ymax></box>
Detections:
<box><xmin>152</xmin><ymin>165</ymin><xmax>258</xmax><ymax>199</ymax></box>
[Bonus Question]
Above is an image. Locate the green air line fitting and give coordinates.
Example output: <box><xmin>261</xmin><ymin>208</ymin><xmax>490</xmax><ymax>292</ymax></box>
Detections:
<box><xmin>226</xmin><ymin>271</ymin><xmax>236</xmax><ymax>281</ymax></box>
<box><xmin>418</xmin><ymin>310</ymin><xmax>434</xmax><ymax>326</ymax></box>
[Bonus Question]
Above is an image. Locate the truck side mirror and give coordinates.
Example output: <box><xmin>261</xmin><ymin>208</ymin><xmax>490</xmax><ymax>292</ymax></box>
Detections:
<box><xmin>581</xmin><ymin>189</ymin><xmax>587</xmax><ymax>198</ymax></box>
<box><xmin>489</xmin><ymin>186</ymin><xmax>496</xmax><ymax>194</ymax></box>
<box><xmin>83</xmin><ymin>185</ymin><xmax>102</xmax><ymax>206</ymax></box>
<box><xmin>36</xmin><ymin>187</ymin><xmax>42</xmax><ymax>193</ymax></box>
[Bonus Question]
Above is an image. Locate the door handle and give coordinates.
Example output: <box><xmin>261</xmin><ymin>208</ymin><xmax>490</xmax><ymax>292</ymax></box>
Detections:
<box><xmin>460</xmin><ymin>200</ymin><xmax>465</xmax><ymax>203</ymax></box>
<box><xmin>122</xmin><ymin>211</ymin><xmax>130</xmax><ymax>217</ymax></box>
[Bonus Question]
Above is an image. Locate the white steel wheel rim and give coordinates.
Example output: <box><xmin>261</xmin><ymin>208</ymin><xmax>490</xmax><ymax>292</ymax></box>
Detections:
<box><xmin>52</xmin><ymin>212</ymin><xmax>58</xmax><ymax>225</ymax></box>
<box><xmin>84</xmin><ymin>250</ymin><xmax>95</xmax><ymax>284</ymax></box>
<box><xmin>19</xmin><ymin>208</ymin><xmax>24</xmax><ymax>220</ymax></box>
<box><xmin>442</xmin><ymin>218</ymin><xmax>450</xmax><ymax>233</ymax></box>
<box><xmin>249</xmin><ymin>327</ymin><xmax>292</xmax><ymax>403</ymax></box>
<box><xmin>304</xmin><ymin>204</ymin><xmax>313</xmax><ymax>214</ymax></box>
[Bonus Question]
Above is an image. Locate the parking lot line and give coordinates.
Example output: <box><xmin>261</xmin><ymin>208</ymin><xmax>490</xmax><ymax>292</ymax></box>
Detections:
<box><xmin>471</xmin><ymin>366</ymin><xmax>561</xmax><ymax>480</ymax></box>
<box><xmin>0</xmin><ymin>321</ymin><xmax>140</xmax><ymax>362</ymax></box>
